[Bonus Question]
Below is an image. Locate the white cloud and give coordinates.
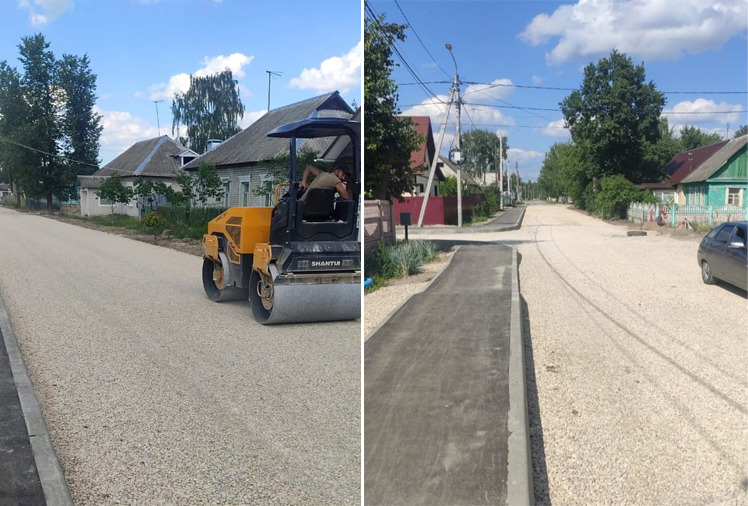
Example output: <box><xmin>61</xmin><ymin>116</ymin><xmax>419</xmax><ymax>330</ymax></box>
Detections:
<box><xmin>149</xmin><ymin>53</ymin><xmax>254</xmax><ymax>101</ymax></box>
<box><xmin>238</xmin><ymin>109</ymin><xmax>267</xmax><ymax>129</ymax></box>
<box><xmin>519</xmin><ymin>0</ymin><xmax>748</xmax><ymax>65</ymax></box>
<box><xmin>401</xmin><ymin>95</ymin><xmax>516</xmax><ymax>129</ymax></box>
<box><xmin>543</xmin><ymin>118</ymin><xmax>571</xmax><ymax>138</ymax></box>
<box><xmin>288</xmin><ymin>40</ymin><xmax>362</xmax><ymax>94</ymax></box>
<box><xmin>506</xmin><ymin>148</ymin><xmax>544</xmax><ymax>181</ymax></box>
<box><xmin>18</xmin><ymin>0</ymin><xmax>73</xmax><ymax>26</ymax></box>
<box><xmin>96</xmin><ymin>106</ymin><xmax>161</xmax><ymax>162</ymax></box>
<box><xmin>662</xmin><ymin>98</ymin><xmax>746</xmax><ymax>125</ymax></box>
<box><xmin>133</xmin><ymin>91</ymin><xmax>145</xmax><ymax>99</ymax></box>
<box><xmin>531</xmin><ymin>75</ymin><xmax>543</xmax><ymax>85</ymax></box>
<box><xmin>462</xmin><ymin>78</ymin><xmax>515</xmax><ymax>103</ymax></box>
<box><xmin>422</xmin><ymin>61</ymin><xmax>440</xmax><ymax>69</ymax></box>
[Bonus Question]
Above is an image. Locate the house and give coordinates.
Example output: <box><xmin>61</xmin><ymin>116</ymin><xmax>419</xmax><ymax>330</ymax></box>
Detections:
<box><xmin>78</xmin><ymin>135</ymin><xmax>196</xmax><ymax>217</ymax></box>
<box><xmin>436</xmin><ymin>155</ymin><xmax>480</xmax><ymax>190</ymax></box>
<box><xmin>0</xmin><ymin>183</ymin><xmax>11</xmax><ymax>198</ymax></box>
<box><xmin>641</xmin><ymin>139</ymin><xmax>728</xmax><ymax>203</ymax></box>
<box><xmin>181</xmin><ymin>91</ymin><xmax>354</xmax><ymax>208</ymax></box>
<box><xmin>398</xmin><ymin>116</ymin><xmax>444</xmax><ymax>196</ymax></box>
<box><xmin>680</xmin><ymin>135</ymin><xmax>747</xmax><ymax>207</ymax></box>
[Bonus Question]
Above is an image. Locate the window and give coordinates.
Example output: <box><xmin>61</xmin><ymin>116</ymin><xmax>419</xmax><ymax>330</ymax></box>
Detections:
<box><xmin>99</xmin><ymin>196</ymin><xmax>112</xmax><ymax>206</ymax></box>
<box><xmin>241</xmin><ymin>182</ymin><xmax>250</xmax><ymax>207</ymax></box>
<box><xmin>715</xmin><ymin>224</ymin><xmax>735</xmax><ymax>243</ymax></box>
<box><xmin>222</xmin><ymin>181</ymin><xmax>230</xmax><ymax>207</ymax></box>
<box><xmin>733</xmin><ymin>226</ymin><xmax>747</xmax><ymax>247</ymax></box>
<box><xmin>727</xmin><ymin>187</ymin><xmax>742</xmax><ymax>206</ymax></box>
<box><xmin>418</xmin><ymin>184</ymin><xmax>424</xmax><ymax>195</ymax></box>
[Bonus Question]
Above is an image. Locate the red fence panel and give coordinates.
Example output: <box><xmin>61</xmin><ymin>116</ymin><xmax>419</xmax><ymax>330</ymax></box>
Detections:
<box><xmin>393</xmin><ymin>197</ymin><xmax>445</xmax><ymax>225</ymax></box>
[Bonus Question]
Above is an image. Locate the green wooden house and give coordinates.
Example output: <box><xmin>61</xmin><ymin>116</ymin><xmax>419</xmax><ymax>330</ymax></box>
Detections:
<box><xmin>679</xmin><ymin>135</ymin><xmax>747</xmax><ymax>207</ymax></box>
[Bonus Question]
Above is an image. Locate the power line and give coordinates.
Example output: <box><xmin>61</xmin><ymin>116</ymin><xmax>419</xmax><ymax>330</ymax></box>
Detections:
<box><xmin>399</xmin><ymin>80</ymin><xmax>748</xmax><ymax>95</ymax></box>
<box><xmin>0</xmin><ymin>133</ymin><xmax>101</xmax><ymax>169</ymax></box>
<box><xmin>393</xmin><ymin>0</ymin><xmax>452</xmax><ymax>80</ymax></box>
<box><xmin>400</xmin><ymin>101</ymin><xmax>746</xmax><ymax>115</ymax></box>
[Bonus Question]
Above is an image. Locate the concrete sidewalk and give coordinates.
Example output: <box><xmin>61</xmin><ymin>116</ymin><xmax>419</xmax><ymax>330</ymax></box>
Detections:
<box><xmin>364</xmin><ymin>244</ymin><xmax>533</xmax><ymax>505</ymax></box>
<box><xmin>0</xmin><ymin>325</ymin><xmax>45</xmax><ymax>505</ymax></box>
<box><xmin>401</xmin><ymin>205</ymin><xmax>525</xmax><ymax>235</ymax></box>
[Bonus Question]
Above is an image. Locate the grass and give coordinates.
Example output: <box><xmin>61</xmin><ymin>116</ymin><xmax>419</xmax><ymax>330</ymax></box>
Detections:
<box><xmin>365</xmin><ymin>240</ymin><xmax>440</xmax><ymax>293</ymax></box>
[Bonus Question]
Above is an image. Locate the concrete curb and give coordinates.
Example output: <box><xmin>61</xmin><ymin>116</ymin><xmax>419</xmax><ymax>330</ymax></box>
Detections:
<box><xmin>364</xmin><ymin>247</ymin><xmax>458</xmax><ymax>342</ymax></box>
<box><xmin>0</xmin><ymin>291</ymin><xmax>74</xmax><ymax>506</ymax></box>
<box><xmin>506</xmin><ymin>247</ymin><xmax>535</xmax><ymax>506</ymax></box>
<box><xmin>400</xmin><ymin>206</ymin><xmax>526</xmax><ymax>235</ymax></box>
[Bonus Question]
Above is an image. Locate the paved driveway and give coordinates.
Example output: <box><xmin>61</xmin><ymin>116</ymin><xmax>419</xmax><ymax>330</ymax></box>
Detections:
<box><xmin>0</xmin><ymin>208</ymin><xmax>360</xmax><ymax>505</ymax></box>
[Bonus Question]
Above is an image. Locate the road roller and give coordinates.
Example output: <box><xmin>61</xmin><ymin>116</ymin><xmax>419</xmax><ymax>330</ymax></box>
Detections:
<box><xmin>201</xmin><ymin>115</ymin><xmax>361</xmax><ymax>324</ymax></box>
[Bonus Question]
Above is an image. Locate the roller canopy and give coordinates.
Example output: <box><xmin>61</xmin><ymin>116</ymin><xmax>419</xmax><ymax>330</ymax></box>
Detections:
<box><xmin>266</xmin><ymin>117</ymin><xmax>360</xmax><ymax>139</ymax></box>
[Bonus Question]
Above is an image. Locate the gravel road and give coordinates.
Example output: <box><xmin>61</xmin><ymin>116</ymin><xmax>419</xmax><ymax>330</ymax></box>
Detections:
<box><xmin>0</xmin><ymin>207</ymin><xmax>360</xmax><ymax>505</ymax></box>
<box><xmin>400</xmin><ymin>202</ymin><xmax>747</xmax><ymax>505</ymax></box>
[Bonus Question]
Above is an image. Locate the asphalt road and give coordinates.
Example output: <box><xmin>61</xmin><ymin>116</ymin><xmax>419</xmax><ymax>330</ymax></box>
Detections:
<box><xmin>0</xmin><ymin>207</ymin><xmax>361</xmax><ymax>505</ymax></box>
<box><xmin>365</xmin><ymin>245</ymin><xmax>513</xmax><ymax>506</ymax></box>
<box><xmin>398</xmin><ymin>202</ymin><xmax>748</xmax><ymax>505</ymax></box>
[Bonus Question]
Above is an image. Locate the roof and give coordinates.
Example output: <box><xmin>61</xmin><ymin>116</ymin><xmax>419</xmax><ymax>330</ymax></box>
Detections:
<box><xmin>182</xmin><ymin>91</ymin><xmax>353</xmax><ymax>170</ymax></box>
<box><xmin>399</xmin><ymin>116</ymin><xmax>436</xmax><ymax>174</ymax></box>
<box><xmin>319</xmin><ymin>108</ymin><xmax>361</xmax><ymax>162</ymax></box>
<box><xmin>77</xmin><ymin>176</ymin><xmax>107</xmax><ymax>189</ymax></box>
<box><xmin>639</xmin><ymin>182</ymin><xmax>676</xmax><ymax>190</ymax></box>
<box><xmin>437</xmin><ymin>155</ymin><xmax>478</xmax><ymax>186</ymax></box>
<box><xmin>93</xmin><ymin>136</ymin><xmax>188</xmax><ymax>178</ymax></box>
<box><xmin>658</xmin><ymin>139</ymin><xmax>730</xmax><ymax>187</ymax></box>
<box><xmin>680</xmin><ymin>135</ymin><xmax>748</xmax><ymax>184</ymax></box>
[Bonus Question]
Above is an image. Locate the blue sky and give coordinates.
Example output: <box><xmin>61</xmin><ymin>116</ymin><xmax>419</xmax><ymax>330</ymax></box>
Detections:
<box><xmin>1</xmin><ymin>0</ymin><xmax>362</xmax><ymax>164</ymax></box>
<box><xmin>370</xmin><ymin>0</ymin><xmax>748</xmax><ymax>181</ymax></box>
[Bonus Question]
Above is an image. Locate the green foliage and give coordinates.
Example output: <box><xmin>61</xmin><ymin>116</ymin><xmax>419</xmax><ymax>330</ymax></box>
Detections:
<box><xmin>560</xmin><ymin>50</ymin><xmax>665</xmax><ymax>184</ymax></box>
<box><xmin>642</xmin><ymin>118</ymin><xmax>682</xmax><ymax>179</ymax></box>
<box><xmin>592</xmin><ymin>174</ymin><xmax>658</xmax><ymax>219</ymax></box>
<box><xmin>460</xmin><ymin>129</ymin><xmax>508</xmax><ymax>181</ymax></box>
<box><xmin>734</xmin><ymin>125</ymin><xmax>748</xmax><ymax>138</ymax></box>
<box><xmin>171</xmin><ymin>70</ymin><xmax>244</xmax><ymax>154</ymax></box>
<box><xmin>441</xmin><ymin>176</ymin><xmax>457</xmax><ymax>196</ymax></box>
<box><xmin>0</xmin><ymin>35</ymin><xmax>102</xmax><ymax>208</ymax></box>
<box><xmin>371</xmin><ymin>240</ymin><xmax>439</xmax><ymax>279</ymax></box>
<box><xmin>96</xmin><ymin>174</ymin><xmax>133</xmax><ymax>216</ymax></box>
<box><xmin>258</xmin><ymin>148</ymin><xmax>321</xmax><ymax>197</ymax></box>
<box><xmin>678</xmin><ymin>125</ymin><xmax>724</xmax><ymax>150</ymax></box>
<box><xmin>142</xmin><ymin>210</ymin><xmax>166</xmax><ymax>229</ymax></box>
<box><xmin>166</xmin><ymin>163</ymin><xmax>224</xmax><ymax>208</ymax></box>
<box><xmin>364</xmin><ymin>12</ymin><xmax>424</xmax><ymax>200</ymax></box>
<box><xmin>134</xmin><ymin>178</ymin><xmax>170</xmax><ymax>209</ymax></box>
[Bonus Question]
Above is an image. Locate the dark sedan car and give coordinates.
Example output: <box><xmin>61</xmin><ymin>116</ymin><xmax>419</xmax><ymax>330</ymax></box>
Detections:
<box><xmin>697</xmin><ymin>221</ymin><xmax>747</xmax><ymax>291</ymax></box>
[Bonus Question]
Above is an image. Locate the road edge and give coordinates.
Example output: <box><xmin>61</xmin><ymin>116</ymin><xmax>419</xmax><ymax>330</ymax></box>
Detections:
<box><xmin>400</xmin><ymin>205</ymin><xmax>526</xmax><ymax>235</ymax></box>
<box><xmin>364</xmin><ymin>247</ymin><xmax>458</xmax><ymax>342</ymax></box>
<box><xmin>0</xmin><ymin>291</ymin><xmax>74</xmax><ymax>506</ymax></box>
<box><xmin>506</xmin><ymin>246</ymin><xmax>535</xmax><ymax>506</ymax></box>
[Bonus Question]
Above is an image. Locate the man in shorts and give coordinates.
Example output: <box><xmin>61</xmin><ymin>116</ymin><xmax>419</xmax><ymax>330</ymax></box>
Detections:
<box><xmin>299</xmin><ymin>164</ymin><xmax>352</xmax><ymax>201</ymax></box>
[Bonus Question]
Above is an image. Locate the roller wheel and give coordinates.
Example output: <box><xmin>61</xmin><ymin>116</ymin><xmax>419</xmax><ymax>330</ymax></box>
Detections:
<box><xmin>249</xmin><ymin>269</ymin><xmax>273</xmax><ymax>323</ymax></box>
<box><xmin>202</xmin><ymin>257</ymin><xmax>248</xmax><ymax>301</ymax></box>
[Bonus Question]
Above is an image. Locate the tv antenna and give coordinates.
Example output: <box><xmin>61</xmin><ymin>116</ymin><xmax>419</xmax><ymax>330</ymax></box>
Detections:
<box><xmin>153</xmin><ymin>100</ymin><xmax>164</xmax><ymax>136</ymax></box>
<box><xmin>266</xmin><ymin>70</ymin><xmax>283</xmax><ymax>111</ymax></box>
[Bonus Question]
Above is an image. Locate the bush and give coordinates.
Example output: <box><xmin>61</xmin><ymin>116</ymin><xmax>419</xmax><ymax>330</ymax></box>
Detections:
<box><xmin>441</xmin><ymin>176</ymin><xmax>457</xmax><ymax>196</ymax></box>
<box><xmin>143</xmin><ymin>211</ymin><xmax>166</xmax><ymax>229</ymax></box>
<box><xmin>593</xmin><ymin>175</ymin><xmax>658</xmax><ymax>219</ymax></box>
<box><xmin>369</xmin><ymin>240</ymin><xmax>439</xmax><ymax>280</ymax></box>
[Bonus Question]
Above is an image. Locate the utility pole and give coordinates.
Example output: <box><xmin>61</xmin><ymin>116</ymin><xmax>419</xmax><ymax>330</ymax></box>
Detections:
<box><xmin>266</xmin><ymin>70</ymin><xmax>282</xmax><ymax>111</ymax></box>
<box><xmin>153</xmin><ymin>100</ymin><xmax>164</xmax><ymax>136</ymax></box>
<box><xmin>497</xmin><ymin>135</ymin><xmax>504</xmax><ymax>211</ymax></box>
<box><xmin>446</xmin><ymin>44</ymin><xmax>463</xmax><ymax>227</ymax></box>
<box><xmin>417</xmin><ymin>88</ymin><xmax>454</xmax><ymax>227</ymax></box>
<box><xmin>726</xmin><ymin>123</ymin><xmax>730</xmax><ymax>139</ymax></box>
<box><xmin>515</xmin><ymin>161</ymin><xmax>520</xmax><ymax>202</ymax></box>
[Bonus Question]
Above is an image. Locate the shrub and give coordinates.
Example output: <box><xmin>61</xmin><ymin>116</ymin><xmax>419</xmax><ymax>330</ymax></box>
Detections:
<box><xmin>371</xmin><ymin>240</ymin><xmax>439</xmax><ymax>279</ymax></box>
<box><xmin>593</xmin><ymin>175</ymin><xmax>658</xmax><ymax>219</ymax></box>
<box><xmin>143</xmin><ymin>211</ymin><xmax>166</xmax><ymax>229</ymax></box>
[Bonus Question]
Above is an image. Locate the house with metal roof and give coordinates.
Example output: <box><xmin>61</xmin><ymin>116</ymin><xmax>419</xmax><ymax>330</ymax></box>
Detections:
<box><xmin>181</xmin><ymin>91</ymin><xmax>354</xmax><ymax>208</ymax></box>
<box><xmin>678</xmin><ymin>135</ymin><xmax>747</xmax><ymax>207</ymax></box>
<box><xmin>78</xmin><ymin>135</ymin><xmax>197</xmax><ymax>217</ymax></box>
<box><xmin>397</xmin><ymin>116</ymin><xmax>445</xmax><ymax>197</ymax></box>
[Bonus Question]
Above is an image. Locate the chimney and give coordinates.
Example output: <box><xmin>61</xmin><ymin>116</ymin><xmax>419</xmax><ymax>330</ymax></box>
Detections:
<box><xmin>206</xmin><ymin>139</ymin><xmax>222</xmax><ymax>153</ymax></box>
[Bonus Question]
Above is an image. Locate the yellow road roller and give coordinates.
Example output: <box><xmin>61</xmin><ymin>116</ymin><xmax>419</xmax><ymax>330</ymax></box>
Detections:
<box><xmin>201</xmin><ymin>116</ymin><xmax>361</xmax><ymax>324</ymax></box>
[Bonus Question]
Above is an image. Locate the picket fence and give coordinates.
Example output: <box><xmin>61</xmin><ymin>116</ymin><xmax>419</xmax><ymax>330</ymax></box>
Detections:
<box><xmin>628</xmin><ymin>202</ymin><xmax>748</xmax><ymax>227</ymax></box>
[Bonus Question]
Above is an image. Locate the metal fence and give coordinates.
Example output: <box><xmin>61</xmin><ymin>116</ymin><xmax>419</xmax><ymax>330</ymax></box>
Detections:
<box><xmin>628</xmin><ymin>202</ymin><xmax>748</xmax><ymax>227</ymax></box>
<box><xmin>364</xmin><ymin>200</ymin><xmax>396</xmax><ymax>252</ymax></box>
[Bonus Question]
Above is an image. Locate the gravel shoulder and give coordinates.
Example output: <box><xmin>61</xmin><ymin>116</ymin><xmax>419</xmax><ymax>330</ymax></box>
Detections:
<box><xmin>399</xmin><ymin>202</ymin><xmax>748</xmax><ymax>504</ymax></box>
<box><xmin>0</xmin><ymin>206</ymin><xmax>360</xmax><ymax>505</ymax></box>
<box><xmin>364</xmin><ymin>251</ymin><xmax>452</xmax><ymax>339</ymax></box>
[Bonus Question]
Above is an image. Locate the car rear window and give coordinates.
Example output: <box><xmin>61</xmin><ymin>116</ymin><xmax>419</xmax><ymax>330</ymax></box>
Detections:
<box><xmin>715</xmin><ymin>224</ymin><xmax>735</xmax><ymax>243</ymax></box>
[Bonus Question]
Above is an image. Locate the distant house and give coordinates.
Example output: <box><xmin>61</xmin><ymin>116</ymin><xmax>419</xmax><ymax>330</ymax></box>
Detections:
<box><xmin>398</xmin><ymin>116</ymin><xmax>444</xmax><ymax>197</ymax></box>
<box><xmin>78</xmin><ymin>135</ymin><xmax>196</xmax><ymax>217</ymax></box>
<box><xmin>641</xmin><ymin>139</ymin><xmax>728</xmax><ymax>203</ymax></box>
<box><xmin>181</xmin><ymin>91</ymin><xmax>354</xmax><ymax>208</ymax></box>
<box><xmin>0</xmin><ymin>183</ymin><xmax>11</xmax><ymax>198</ymax></box>
<box><xmin>436</xmin><ymin>155</ymin><xmax>480</xmax><ymax>190</ymax></box>
<box><xmin>679</xmin><ymin>135</ymin><xmax>747</xmax><ymax>207</ymax></box>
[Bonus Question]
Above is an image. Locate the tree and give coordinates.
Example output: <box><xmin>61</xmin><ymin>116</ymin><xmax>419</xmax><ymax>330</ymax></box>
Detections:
<box><xmin>257</xmin><ymin>148</ymin><xmax>321</xmax><ymax>200</ymax></box>
<box><xmin>57</xmin><ymin>53</ymin><xmax>102</xmax><ymax>177</ymax></box>
<box><xmin>560</xmin><ymin>50</ymin><xmax>665</xmax><ymax>185</ymax></box>
<box><xmin>592</xmin><ymin>174</ymin><xmax>657</xmax><ymax>219</ymax></box>
<box><xmin>460</xmin><ymin>129</ymin><xmax>508</xmax><ymax>182</ymax></box>
<box><xmin>96</xmin><ymin>174</ymin><xmax>133</xmax><ymax>218</ymax></box>
<box><xmin>678</xmin><ymin>125</ymin><xmax>723</xmax><ymax>150</ymax></box>
<box><xmin>641</xmin><ymin>117</ymin><xmax>682</xmax><ymax>180</ymax></box>
<box><xmin>364</xmin><ymin>12</ymin><xmax>423</xmax><ymax>200</ymax></box>
<box><xmin>0</xmin><ymin>61</ymin><xmax>29</xmax><ymax>206</ymax></box>
<box><xmin>440</xmin><ymin>176</ymin><xmax>457</xmax><ymax>196</ymax></box>
<box><xmin>172</xmin><ymin>70</ymin><xmax>245</xmax><ymax>154</ymax></box>
<box><xmin>134</xmin><ymin>178</ymin><xmax>170</xmax><ymax>210</ymax></box>
<box><xmin>734</xmin><ymin>125</ymin><xmax>748</xmax><ymax>138</ymax></box>
<box><xmin>165</xmin><ymin>164</ymin><xmax>224</xmax><ymax>209</ymax></box>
